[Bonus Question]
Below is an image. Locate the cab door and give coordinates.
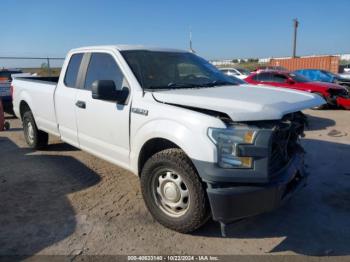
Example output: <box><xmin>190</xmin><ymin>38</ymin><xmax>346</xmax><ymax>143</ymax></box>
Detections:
<box><xmin>54</xmin><ymin>53</ymin><xmax>84</xmax><ymax>147</ymax></box>
<box><xmin>74</xmin><ymin>52</ymin><xmax>131</xmax><ymax>168</ymax></box>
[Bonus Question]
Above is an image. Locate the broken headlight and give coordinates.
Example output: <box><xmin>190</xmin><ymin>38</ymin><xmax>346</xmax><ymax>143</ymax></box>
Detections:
<box><xmin>208</xmin><ymin>126</ymin><xmax>258</xmax><ymax>169</ymax></box>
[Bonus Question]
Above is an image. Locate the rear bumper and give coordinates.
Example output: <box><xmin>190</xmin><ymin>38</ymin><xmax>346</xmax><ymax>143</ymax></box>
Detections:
<box><xmin>206</xmin><ymin>152</ymin><xmax>307</xmax><ymax>224</ymax></box>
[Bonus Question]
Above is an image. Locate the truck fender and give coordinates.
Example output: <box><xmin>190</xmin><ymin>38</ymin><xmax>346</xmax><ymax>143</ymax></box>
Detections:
<box><xmin>130</xmin><ymin>119</ymin><xmax>216</xmax><ymax>175</ymax></box>
<box><xmin>17</xmin><ymin>90</ymin><xmax>34</xmax><ymax>120</ymax></box>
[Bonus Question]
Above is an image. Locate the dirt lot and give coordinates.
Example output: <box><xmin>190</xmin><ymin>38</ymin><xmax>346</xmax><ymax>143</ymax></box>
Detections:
<box><xmin>0</xmin><ymin>110</ymin><xmax>349</xmax><ymax>257</ymax></box>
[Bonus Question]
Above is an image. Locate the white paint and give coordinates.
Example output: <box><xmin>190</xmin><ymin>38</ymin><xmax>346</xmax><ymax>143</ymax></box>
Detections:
<box><xmin>12</xmin><ymin>45</ymin><xmax>324</xmax><ymax>176</ymax></box>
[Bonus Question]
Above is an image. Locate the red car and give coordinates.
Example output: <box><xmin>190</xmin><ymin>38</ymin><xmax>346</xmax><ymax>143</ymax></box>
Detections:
<box><xmin>245</xmin><ymin>70</ymin><xmax>350</xmax><ymax>109</ymax></box>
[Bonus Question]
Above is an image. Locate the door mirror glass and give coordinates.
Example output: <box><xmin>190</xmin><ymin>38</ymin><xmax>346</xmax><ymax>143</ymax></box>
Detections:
<box><xmin>91</xmin><ymin>80</ymin><xmax>129</xmax><ymax>104</ymax></box>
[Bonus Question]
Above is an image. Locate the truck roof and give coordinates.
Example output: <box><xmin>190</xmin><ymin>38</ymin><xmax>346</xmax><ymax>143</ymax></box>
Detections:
<box><xmin>70</xmin><ymin>45</ymin><xmax>187</xmax><ymax>53</ymax></box>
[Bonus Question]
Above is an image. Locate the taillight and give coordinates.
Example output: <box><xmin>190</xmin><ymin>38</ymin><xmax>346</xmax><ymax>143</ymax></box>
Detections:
<box><xmin>10</xmin><ymin>84</ymin><xmax>14</xmax><ymax>98</ymax></box>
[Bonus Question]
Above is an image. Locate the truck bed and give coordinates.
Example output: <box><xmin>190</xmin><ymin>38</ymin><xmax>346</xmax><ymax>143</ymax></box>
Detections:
<box><xmin>12</xmin><ymin>76</ymin><xmax>60</xmax><ymax>136</ymax></box>
<box><xmin>17</xmin><ymin>76</ymin><xmax>59</xmax><ymax>84</ymax></box>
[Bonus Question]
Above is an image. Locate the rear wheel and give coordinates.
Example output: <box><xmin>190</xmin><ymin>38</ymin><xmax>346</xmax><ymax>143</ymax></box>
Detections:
<box><xmin>23</xmin><ymin>111</ymin><xmax>48</xmax><ymax>149</ymax></box>
<box><xmin>140</xmin><ymin>148</ymin><xmax>210</xmax><ymax>233</ymax></box>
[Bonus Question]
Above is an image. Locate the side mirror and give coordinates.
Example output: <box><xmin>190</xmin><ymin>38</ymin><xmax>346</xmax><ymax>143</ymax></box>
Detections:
<box><xmin>91</xmin><ymin>80</ymin><xmax>129</xmax><ymax>104</ymax></box>
<box><xmin>286</xmin><ymin>78</ymin><xmax>295</xmax><ymax>85</ymax></box>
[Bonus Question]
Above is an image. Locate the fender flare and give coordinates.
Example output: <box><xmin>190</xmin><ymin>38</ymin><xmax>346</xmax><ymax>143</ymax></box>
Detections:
<box><xmin>130</xmin><ymin>119</ymin><xmax>216</xmax><ymax>174</ymax></box>
<box><xmin>18</xmin><ymin>90</ymin><xmax>34</xmax><ymax>119</ymax></box>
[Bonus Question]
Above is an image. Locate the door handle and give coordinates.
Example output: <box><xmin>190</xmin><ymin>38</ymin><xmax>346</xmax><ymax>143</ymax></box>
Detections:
<box><xmin>75</xmin><ymin>100</ymin><xmax>86</xmax><ymax>109</ymax></box>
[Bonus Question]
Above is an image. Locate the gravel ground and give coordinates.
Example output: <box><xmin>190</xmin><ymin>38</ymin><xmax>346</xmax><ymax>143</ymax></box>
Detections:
<box><xmin>0</xmin><ymin>110</ymin><xmax>349</xmax><ymax>257</ymax></box>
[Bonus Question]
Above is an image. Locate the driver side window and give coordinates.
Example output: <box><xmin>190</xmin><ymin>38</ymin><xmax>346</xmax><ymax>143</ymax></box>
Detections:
<box><xmin>84</xmin><ymin>53</ymin><xmax>126</xmax><ymax>90</ymax></box>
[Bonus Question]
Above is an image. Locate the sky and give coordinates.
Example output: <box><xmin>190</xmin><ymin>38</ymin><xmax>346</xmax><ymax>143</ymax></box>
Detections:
<box><xmin>0</xmin><ymin>0</ymin><xmax>349</xmax><ymax>65</ymax></box>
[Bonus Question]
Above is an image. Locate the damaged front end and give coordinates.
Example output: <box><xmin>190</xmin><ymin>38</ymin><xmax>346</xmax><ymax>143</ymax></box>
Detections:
<box><xmin>327</xmin><ymin>88</ymin><xmax>350</xmax><ymax>109</ymax></box>
<box><xmin>268</xmin><ymin>112</ymin><xmax>306</xmax><ymax>175</ymax></box>
<box><xmin>193</xmin><ymin>112</ymin><xmax>309</xmax><ymax>229</ymax></box>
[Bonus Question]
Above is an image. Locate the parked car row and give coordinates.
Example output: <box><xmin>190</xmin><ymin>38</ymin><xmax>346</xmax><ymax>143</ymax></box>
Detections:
<box><xmin>295</xmin><ymin>69</ymin><xmax>350</xmax><ymax>89</ymax></box>
<box><xmin>219</xmin><ymin>66</ymin><xmax>350</xmax><ymax>110</ymax></box>
<box><xmin>245</xmin><ymin>70</ymin><xmax>350</xmax><ymax>109</ymax></box>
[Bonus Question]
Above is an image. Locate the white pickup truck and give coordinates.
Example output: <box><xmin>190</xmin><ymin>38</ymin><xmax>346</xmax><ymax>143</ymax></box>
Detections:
<box><xmin>12</xmin><ymin>45</ymin><xmax>324</xmax><ymax>234</ymax></box>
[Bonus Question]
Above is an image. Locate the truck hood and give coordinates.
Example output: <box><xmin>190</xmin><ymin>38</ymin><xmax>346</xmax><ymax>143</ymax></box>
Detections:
<box><xmin>152</xmin><ymin>84</ymin><xmax>325</xmax><ymax>121</ymax></box>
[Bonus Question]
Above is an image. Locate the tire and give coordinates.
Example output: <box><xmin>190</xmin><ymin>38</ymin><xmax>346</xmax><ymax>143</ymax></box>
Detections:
<box><xmin>22</xmin><ymin>111</ymin><xmax>48</xmax><ymax>149</ymax></box>
<box><xmin>312</xmin><ymin>92</ymin><xmax>327</xmax><ymax>110</ymax></box>
<box><xmin>4</xmin><ymin>122</ymin><xmax>10</xmax><ymax>130</ymax></box>
<box><xmin>140</xmin><ymin>148</ymin><xmax>210</xmax><ymax>233</ymax></box>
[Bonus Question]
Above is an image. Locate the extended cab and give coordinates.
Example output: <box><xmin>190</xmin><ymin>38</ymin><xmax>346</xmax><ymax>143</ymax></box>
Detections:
<box><xmin>12</xmin><ymin>46</ymin><xmax>324</xmax><ymax>233</ymax></box>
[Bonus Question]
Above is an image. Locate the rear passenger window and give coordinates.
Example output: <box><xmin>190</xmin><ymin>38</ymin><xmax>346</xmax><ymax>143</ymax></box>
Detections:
<box><xmin>64</xmin><ymin>53</ymin><xmax>83</xmax><ymax>88</ymax></box>
<box><xmin>84</xmin><ymin>53</ymin><xmax>124</xmax><ymax>90</ymax></box>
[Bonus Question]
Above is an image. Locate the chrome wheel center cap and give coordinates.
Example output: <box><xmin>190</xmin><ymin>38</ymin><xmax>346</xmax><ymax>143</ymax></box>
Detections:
<box><xmin>163</xmin><ymin>182</ymin><xmax>180</xmax><ymax>202</ymax></box>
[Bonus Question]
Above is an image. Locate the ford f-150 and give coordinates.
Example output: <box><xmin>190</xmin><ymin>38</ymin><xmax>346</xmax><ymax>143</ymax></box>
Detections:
<box><xmin>12</xmin><ymin>45</ymin><xmax>324</xmax><ymax>234</ymax></box>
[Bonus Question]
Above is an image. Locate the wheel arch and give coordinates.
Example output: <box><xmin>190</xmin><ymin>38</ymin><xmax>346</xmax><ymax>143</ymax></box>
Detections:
<box><xmin>130</xmin><ymin>119</ymin><xmax>217</xmax><ymax>176</ymax></box>
<box><xmin>137</xmin><ymin>137</ymin><xmax>183</xmax><ymax>176</ymax></box>
<box><xmin>19</xmin><ymin>100</ymin><xmax>32</xmax><ymax>119</ymax></box>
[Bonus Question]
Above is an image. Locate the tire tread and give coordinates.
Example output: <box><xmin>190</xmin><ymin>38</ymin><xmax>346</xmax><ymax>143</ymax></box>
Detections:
<box><xmin>140</xmin><ymin>148</ymin><xmax>210</xmax><ymax>233</ymax></box>
<box><xmin>23</xmin><ymin>111</ymin><xmax>48</xmax><ymax>149</ymax></box>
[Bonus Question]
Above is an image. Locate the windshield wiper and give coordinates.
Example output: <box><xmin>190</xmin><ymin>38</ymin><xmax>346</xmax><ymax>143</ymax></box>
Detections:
<box><xmin>167</xmin><ymin>82</ymin><xmax>200</xmax><ymax>88</ymax></box>
<box><xmin>201</xmin><ymin>80</ymin><xmax>236</xmax><ymax>87</ymax></box>
<box><xmin>145</xmin><ymin>83</ymin><xmax>200</xmax><ymax>90</ymax></box>
<box><xmin>144</xmin><ymin>81</ymin><xmax>234</xmax><ymax>91</ymax></box>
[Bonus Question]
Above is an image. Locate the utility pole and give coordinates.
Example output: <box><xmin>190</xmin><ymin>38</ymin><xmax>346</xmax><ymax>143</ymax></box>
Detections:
<box><xmin>292</xmin><ymin>18</ymin><xmax>299</xmax><ymax>58</ymax></box>
<box><xmin>46</xmin><ymin>57</ymin><xmax>51</xmax><ymax>76</ymax></box>
<box><xmin>189</xmin><ymin>27</ymin><xmax>195</xmax><ymax>53</ymax></box>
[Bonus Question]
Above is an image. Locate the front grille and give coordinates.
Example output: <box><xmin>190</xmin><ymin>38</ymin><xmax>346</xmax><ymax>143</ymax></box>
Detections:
<box><xmin>269</xmin><ymin>113</ymin><xmax>305</xmax><ymax>174</ymax></box>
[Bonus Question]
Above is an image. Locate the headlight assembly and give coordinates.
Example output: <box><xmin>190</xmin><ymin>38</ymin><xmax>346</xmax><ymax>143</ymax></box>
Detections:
<box><xmin>208</xmin><ymin>126</ymin><xmax>258</xmax><ymax>169</ymax></box>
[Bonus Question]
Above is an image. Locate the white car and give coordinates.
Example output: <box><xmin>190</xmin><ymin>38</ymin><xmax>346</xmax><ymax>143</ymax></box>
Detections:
<box><xmin>12</xmin><ymin>45</ymin><xmax>324</xmax><ymax>234</ymax></box>
<box><xmin>339</xmin><ymin>73</ymin><xmax>350</xmax><ymax>80</ymax></box>
<box><xmin>219</xmin><ymin>67</ymin><xmax>251</xmax><ymax>79</ymax></box>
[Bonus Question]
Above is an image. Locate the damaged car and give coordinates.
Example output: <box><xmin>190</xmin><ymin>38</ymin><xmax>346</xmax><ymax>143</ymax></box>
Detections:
<box><xmin>12</xmin><ymin>46</ymin><xmax>325</xmax><ymax>234</ymax></box>
<box><xmin>245</xmin><ymin>70</ymin><xmax>350</xmax><ymax>110</ymax></box>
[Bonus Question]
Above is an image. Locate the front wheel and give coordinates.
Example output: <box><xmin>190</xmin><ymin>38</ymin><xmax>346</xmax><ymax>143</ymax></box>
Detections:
<box><xmin>140</xmin><ymin>148</ymin><xmax>210</xmax><ymax>233</ymax></box>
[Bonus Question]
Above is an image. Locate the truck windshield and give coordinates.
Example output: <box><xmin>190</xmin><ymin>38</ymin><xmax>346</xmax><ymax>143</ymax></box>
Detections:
<box><xmin>121</xmin><ymin>50</ymin><xmax>241</xmax><ymax>90</ymax></box>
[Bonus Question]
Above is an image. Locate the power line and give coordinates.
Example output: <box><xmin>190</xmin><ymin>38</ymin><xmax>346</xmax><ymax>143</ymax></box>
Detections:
<box><xmin>0</xmin><ymin>57</ymin><xmax>64</xmax><ymax>60</ymax></box>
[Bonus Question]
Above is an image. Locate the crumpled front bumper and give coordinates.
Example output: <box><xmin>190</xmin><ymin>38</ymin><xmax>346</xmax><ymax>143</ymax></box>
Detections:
<box><xmin>336</xmin><ymin>97</ymin><xmax>350</xmax><ymax>110</ymax></box>
<box><xmin>206</xmin><ymin>151</ymin><xmax>307</xmax><ymax>224</ymax></box>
